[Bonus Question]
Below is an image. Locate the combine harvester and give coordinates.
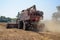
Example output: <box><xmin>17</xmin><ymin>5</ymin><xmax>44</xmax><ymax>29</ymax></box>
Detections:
<box><xmin>7</xmin><ymin>5</ymin><xmax>45</xmax><ymax>32</ymax></box>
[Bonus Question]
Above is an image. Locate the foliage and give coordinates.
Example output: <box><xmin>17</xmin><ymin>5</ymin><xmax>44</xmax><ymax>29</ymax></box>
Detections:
<box><xmin>0</xmin><ymin>16</ymin><xmax>12</xmax><ymax>22</ymax></box>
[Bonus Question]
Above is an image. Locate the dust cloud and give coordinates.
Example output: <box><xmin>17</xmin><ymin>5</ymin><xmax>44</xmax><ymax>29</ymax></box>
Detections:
<box><xmin>44</xmin><ymin>20</ymin><xmax>60</xmax><ymax>33</ymax></box>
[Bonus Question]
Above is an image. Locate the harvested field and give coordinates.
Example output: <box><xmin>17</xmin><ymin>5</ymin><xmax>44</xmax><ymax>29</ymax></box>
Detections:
<box><xmin>0</xmin><ymin>29</ymin><xmax>60</xmax><ymax>40</ymax></box>
<box><xmin>0</xmin><ymin>23</ymin><xmax>7</xmax><ymax>29</ymax></box>
<box><xmin>0</xmin><ymin>21</ymin><xmax>60</xmax><ymax>40</ymax></box>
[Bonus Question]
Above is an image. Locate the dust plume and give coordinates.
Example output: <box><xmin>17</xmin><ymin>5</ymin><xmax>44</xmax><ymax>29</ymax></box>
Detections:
<box><xmin>44</xmin><ymin>20</ymin><xmax>60</xmax><ymax>33</ymax></box>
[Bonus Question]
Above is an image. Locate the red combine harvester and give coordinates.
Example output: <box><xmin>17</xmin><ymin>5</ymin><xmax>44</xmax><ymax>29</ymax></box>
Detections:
<box><xmin>7</xmin><ymin>5</ymin><xmax>44</xmax><ymax>32</ymax></box>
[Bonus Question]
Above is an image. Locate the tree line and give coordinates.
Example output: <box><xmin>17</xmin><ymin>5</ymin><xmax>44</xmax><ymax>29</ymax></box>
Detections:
<box><xmin>0</xmin><ymin>16</ymin><xmax>12</xmax><ymax>22</ymax></box>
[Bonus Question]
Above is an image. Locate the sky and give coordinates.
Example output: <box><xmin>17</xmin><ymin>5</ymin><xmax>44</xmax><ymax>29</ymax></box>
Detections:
<box><xmin>0</xmin><ymin>0</ymin><xmax>60</xmax><ymax>20</ymax></box>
